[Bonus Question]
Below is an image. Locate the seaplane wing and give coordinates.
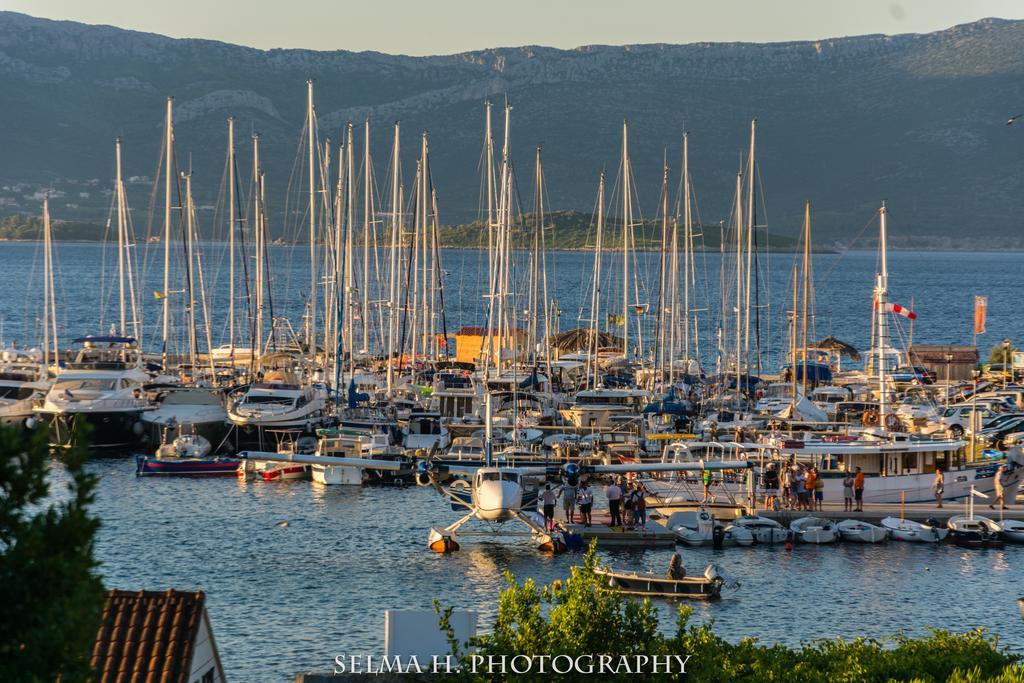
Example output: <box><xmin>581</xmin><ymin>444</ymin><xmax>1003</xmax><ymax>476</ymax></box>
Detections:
<box><xmin>514</xmin><ymin>459</ymin><xmax>752</xmax><ymax>477</ymax></box>
<box><xmin>238</xmin><ymin>451</ymin><xmax>405</xmax><ymax>471</ymax></box>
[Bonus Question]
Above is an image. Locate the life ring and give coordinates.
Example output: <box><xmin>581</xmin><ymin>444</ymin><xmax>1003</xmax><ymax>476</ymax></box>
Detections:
<box><xmin>884</xmin><ymin>413</ymin><xmax>901</xmax><ymax>430</ymax></box>
<box><xmin>862</xmin><ymin>409</ymin><xmax>879</xmax><ymax>427</ymax></box>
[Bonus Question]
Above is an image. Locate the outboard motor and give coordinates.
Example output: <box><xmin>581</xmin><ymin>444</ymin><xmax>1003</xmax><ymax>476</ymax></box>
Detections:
<box><xmin>711</xmin><ymin>523</ymin><xmax>725</xmax><ymax>549</ymax></box>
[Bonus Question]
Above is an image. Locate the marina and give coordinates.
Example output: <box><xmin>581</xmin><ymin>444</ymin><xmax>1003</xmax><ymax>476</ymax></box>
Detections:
<box><xmin>4</xmin><ymin>9</ymin><xmax>1024</xmax><ymax>678</ymax></box>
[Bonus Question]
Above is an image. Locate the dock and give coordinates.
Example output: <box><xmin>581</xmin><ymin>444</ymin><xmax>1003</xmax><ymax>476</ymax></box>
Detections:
<box><xmin>650</xmin><ymin>500</ymin><xmax>1024</xmax><ymax>524</ymax></box>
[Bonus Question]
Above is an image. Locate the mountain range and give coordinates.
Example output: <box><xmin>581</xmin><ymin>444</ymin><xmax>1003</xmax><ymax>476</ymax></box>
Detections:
<box><xmin>1</xmin><ymin>11</ymin><xmax>1023</xmax><ymax>245</ymax></box>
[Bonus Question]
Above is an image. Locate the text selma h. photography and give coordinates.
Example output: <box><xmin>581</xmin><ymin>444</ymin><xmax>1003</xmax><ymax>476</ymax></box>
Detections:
<box><xmin>333</xmin><ymin>654</ymin><xmax>693</xmax><ymax>675</ymax></box>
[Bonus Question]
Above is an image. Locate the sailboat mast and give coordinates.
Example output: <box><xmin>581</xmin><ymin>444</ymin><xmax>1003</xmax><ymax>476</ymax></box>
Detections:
<box><xmin>306</xmin><ymin>80</ymin><xmax>318</xmax><ymax>358</ymax></box>
<box><xmin>227</xmin><ymin>118</ymin><xmax>236</xmax><ymax>357</ymax></box>
<box><xmin>362</xmin><ymin>118</ymin><xmax>372</xmax><ymax>355</ymax></box>
<box><xmin>42</xmin><ymin>195</ymin><xmax>57</xmax><ymax>366</ymax></box>
<box><xmin>485</xmin><ymin>101</ymin><xmax>495</xmax><ymax>283</ymax></box>
<box><xmin>734</xmin><ymin>171</ymin><xmax>743</xmax><ymax>398</ymax></box>
<box><xmin>621</xmin><ymin>120</ymin><xmax>631</xmax><ymax>359</ymax></box>
<box><xmin>184</xmin><ymin>171</ymin><xmax>198</xmax><ymax>368</ymax></box>
<box><xmin>590</xmin><ymin>174</ymin><xmax>605</xmax><ymax>389</ymax></box>
<box><xmin>115</xmin><ymin>138</ymin><xmax>127</xmax><ymax>337</ymax></box>
<box><xmin>345</xmin><ymin>122</ymin><xmax>356</xmax><ymax>372</ymax></box>
<box><xmin>877</xmin><ymin>201</ymin><xmax>889</xmax><ymax>428</ymax></box>
<box><xmin>800</xmin><ymin>201</ymin><xmax>811</xmax><ymax>399</ymax></box>
<box><xmin>386</xmin><ymin>122</ymin><xmax>400</xmax><ymax>396</ymax></box>
<box><xmin>683</xmin><ymin>132</ymin><xmax>691</xmax><ymax>363</ymax></box>
<box><xmin>743</xmin><ymin>119</ymin><xmax>756</xmax><ymax>371</ymax></box>
<box><xmin>161</xmin><ymin>97</ymin><xmax>173</xmax><ymax>369</ymax></box>
<box><xmin>253</xmin><ymin>134</ymin><xmax>263</xmax><ymax>357</ymax></box>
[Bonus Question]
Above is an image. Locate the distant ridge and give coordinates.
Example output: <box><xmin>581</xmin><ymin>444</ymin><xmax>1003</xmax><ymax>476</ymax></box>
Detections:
<box><xmin>0</xmin><ymin>12</ymin><xmax>1022</xmax><ymax>244</ymax></box>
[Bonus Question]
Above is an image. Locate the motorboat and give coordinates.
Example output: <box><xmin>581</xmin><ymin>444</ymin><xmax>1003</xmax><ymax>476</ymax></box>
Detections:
<box><xmin>947</xmin><ymin>515</ymin><xmax>1005</xmax><ymax>549</ymax></box>
<box><xmin>227</xmin><ymin>354</ymin><xmax>328</xmax><ymax>442</ymax></box>
<box><xmin>1000</xmin><ymin>519</ymin><xmax>1024</xmax><ymax>543</ymax></box>
<box><xmin>237</xmin><ymin>431</ymin><xmax>316</xmax><ymax>482</ymax></box>
<box><xmin>559</xmin><ymin>387</ymin><xmax>650</xmax><ymax>429</ymax></box>
<box><xmin>140</xmin><ymin>386</ymin><xmax>229</xmax><ymax>449</ymax></box>
<box><xmin>880</xmin><ymin>516</ymin><xmax>948</xmax><ymax>543</ymax></box>
<box><xmin>312</xmin><ymin>427</ymin><xmax>413</xmax><ymax>485</ymax></box>
<box><xmin>0</xmin><ymin>346</ymin><xmax>50</xmax><ymax>426</ymax></box>
<box><xmin>667</xmin><ymin>510</ymin><xmax>754</xmax><ymax>547</ymax></box>
<box><xmin>402</xmin><ymin>410</ymin><xmax>450</xmax><ymax>452</ymax></box>
<box><xmin>34</xmin><ymin>336</ymin><xmax>152</xmax><ymax>449</ymax></box>
<box><xmin>836</xmin><ymin>519</ymin><xmax>888</xmax><ymax>543</ymax></box>
<box><xmin>790</xmin><ymin>516</ymin><xmax>839</xmax><ymax>544</ymax></box>
<box><xmin>729</xmin><ymin>514</ymin><xmax>791</xmax><ymax>544</ymax></box>
<box><xmin>668</xmin><ymin>509</ymin><xmax>716</xmax><ymax>547</ymax></box>
<box><xmin>593</xmin><ymin>563</ymin><xmax>733</xmax><ymax>600</ymax></box>
<box><xmin>135</xmin><ymin>433</ymin><xmax>238</xmax><ymax>477</ymax></box>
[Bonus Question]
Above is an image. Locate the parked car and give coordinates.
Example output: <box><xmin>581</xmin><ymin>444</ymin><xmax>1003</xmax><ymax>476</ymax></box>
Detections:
<box><xmin>936</xmin><ymin>404</ymin><xmax>999</xmax><ymax>438</ymax></box>
<box><xmin>890</xmin><ymin>366</ymin><xmax>937</xmax><ymax>385</ymax></box>
<box><xmin>976</xmin><ymin>415</ymin><xmax>1024</xmax><ymax>449</ymax></box>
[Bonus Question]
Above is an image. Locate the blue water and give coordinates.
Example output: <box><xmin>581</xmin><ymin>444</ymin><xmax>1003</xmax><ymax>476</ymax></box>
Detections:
<box><xmin>14</xmin><ymin>243</ymin><xmax>1024</xmax><ymax>681</ymax></box>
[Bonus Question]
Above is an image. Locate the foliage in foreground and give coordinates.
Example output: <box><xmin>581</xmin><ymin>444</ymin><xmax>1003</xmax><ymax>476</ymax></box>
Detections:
<box><xmin>0</xmin><ymin>424</ymin><xmax>104</xmax><ymax>681</ymax></box>
<box><xmin>438</xmin><ymin>544</ymin><xmax>1022</xmax><ymax>682</ymax></box>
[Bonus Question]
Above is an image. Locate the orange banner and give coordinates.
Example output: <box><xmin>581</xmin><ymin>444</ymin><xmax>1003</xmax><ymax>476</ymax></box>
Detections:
<box><xmin>974</xmin><ymin>295</ymin><xmax>987</xmax><ymax>335</ymax></box>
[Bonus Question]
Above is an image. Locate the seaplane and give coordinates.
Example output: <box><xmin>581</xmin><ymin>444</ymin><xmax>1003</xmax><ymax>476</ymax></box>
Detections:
<box><xmin>239</xmin><ymin>396</ymin><xmax>753</xmax><ymax>553</ymax></box>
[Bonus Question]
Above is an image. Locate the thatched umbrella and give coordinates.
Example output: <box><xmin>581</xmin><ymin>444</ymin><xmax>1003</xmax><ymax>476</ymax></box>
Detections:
<box><xmin>550</xmin><ymin>328</ymin><xmax>624</xmax><ymax>353</ymax></box>
<box><xmin>816</xmin><ymin>335</ymin><xmax>861</xmax><ymax>362</ymax></box>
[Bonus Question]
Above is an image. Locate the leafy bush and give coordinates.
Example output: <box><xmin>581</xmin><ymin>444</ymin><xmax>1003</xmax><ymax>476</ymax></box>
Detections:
<box><xmin>437</xmin><ymin>543</ymin><xmax>1022</xmax><ymax>682</ymax></box>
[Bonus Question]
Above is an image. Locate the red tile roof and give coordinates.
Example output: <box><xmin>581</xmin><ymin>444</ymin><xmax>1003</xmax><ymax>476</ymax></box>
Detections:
<box><xmin>91</xmin><ymin>589</ymin><xmax>205</xmax><ymax>683</ymax></box>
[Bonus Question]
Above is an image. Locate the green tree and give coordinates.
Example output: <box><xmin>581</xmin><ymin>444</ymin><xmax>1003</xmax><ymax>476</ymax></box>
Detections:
<box><xmin>437</xmin><ymin>543</ymin><xmax>1022</xmax><ymax>682</ymax></box>
<box><xmin>0</xmin><ymin>425</ymin><xmax>104</xmax><ymax>681</ymax></box>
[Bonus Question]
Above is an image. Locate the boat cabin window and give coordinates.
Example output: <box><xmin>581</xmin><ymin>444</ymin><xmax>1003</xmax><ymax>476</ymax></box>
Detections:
<box><xmin>54</xmin><ymin>378</ymin><xmax>117</xmax><ymax>393</ymax></box>
<box><xmin>0</xmin><ymin>386</ymin><xmax>36</xmax><ymax>400</ymax></box>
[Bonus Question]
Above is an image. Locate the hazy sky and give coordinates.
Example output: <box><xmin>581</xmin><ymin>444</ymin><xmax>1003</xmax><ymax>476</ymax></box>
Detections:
<box><xmin>5</xmin><ymin>0</ymin><xmax>1024</xmax><ymax>55</ymax></box>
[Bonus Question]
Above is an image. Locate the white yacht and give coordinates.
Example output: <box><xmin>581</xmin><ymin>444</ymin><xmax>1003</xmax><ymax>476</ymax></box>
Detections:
<box><xmin>402</xmin><ymin>410</ymin><xmax>450</xmax><ymax>452</ymax></box>
<box><xmin>0</xmin><ymin>347</ymin><xmax>50</xmax><ymax>427</ymax></box>
<box><xmin>559</xmin><ymin>387</ymin><xmax>650</xmax><ymax>429</ymax></box>
<box><xmin>35</xmin><ymin>336</ymin><xmax>151</xmax><ymax>449</ymax></box>
<box><xmin>227</xmin><ymin>353</ymin><xmax>328</xmax><ymax>443</ymax></box>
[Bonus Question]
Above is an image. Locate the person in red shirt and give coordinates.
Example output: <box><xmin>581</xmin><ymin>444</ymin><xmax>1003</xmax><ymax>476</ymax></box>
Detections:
<box><xmin>854</xmin><ymin>467</ymin><xmax>865</xmax><ymax>511</ymax></box>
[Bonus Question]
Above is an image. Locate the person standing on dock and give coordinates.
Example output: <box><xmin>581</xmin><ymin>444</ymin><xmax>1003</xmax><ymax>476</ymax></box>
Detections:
<box><xmin>764</xmin><ymin>463</ymin><xmax>779</xmax><ymax>511</ymax></box>
<box><xmin>843</xmin><ymin>471</ymin><xmax>855</xmax><ymax>512</ymax></box>
<box><xmin>542</xmin><ymin>485</ymin><xmax>558</xmax><ymax>531</ymax></box>
<box><xmin>702</xmin><ymin>467</ymin><xmax>713</xmax><ymax>504</ymax></box>
<box><xmin>633</xmin><ymin>483</ymin><xmax>648</xmax><ymax>528</ymax></box>
<box><xmin>578</xmin><ymin>482</ymin><xmax>593</xmax><ymax>527</ymax></box>
<box><xmin>854</xmin><ymin>467</ymin><xmax>865</xmax><ymax>512</ymax></box>
<box><xmin>606</xmin><ymin>479</ymin><xmax>623</xmax><ymax>528</ymax></box>
<box><xmin>813</xmin><ymin>467</ymin><xmax>824</xmax><ymax>512</ymax></box>
<box><xmin>933</xmin><ymin>469</ymin><xmax>945</xmax><ymax>509</ymax></box>
<box><xmin>990</xmin><ymin>464</ymin><xmax>1008</xmax><ymax>510</ymax></box>
<box><xmin>561</xmin><ymin>481</ymin><xmax>578</xmax><ymax>524</ymax></box>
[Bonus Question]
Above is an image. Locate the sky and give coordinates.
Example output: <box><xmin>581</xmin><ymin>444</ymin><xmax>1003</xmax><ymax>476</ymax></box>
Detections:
<box><xmin>4</xmin><ymin>0</ymin><xmax>1024</xmax><ymax>55</ymax></box>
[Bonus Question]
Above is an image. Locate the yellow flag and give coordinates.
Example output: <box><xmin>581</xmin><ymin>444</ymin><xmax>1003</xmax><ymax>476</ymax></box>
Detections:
<box><xmin>153</xmin><ymin>291</ymin><xmax>165</xmax><ymax>300</ymax></box>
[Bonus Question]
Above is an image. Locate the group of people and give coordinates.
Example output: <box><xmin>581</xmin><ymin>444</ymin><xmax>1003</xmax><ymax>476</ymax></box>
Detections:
<box><xmin>540</xmin><ymin>480</ymin><xmax>595</xmax><ymax>530</ymax></box>
<box><xmin>604</xmin><ymin>477</ymin><xmax>649</xmax><ymax>529</ymax></box>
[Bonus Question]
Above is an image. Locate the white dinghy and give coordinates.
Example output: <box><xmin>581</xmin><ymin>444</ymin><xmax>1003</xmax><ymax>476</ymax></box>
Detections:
<box><xmin>999</xmin><ymin>519</ymin><xmax>1024</xmax><ymax>544</ymax></box>
<box><xmin>729</xmin><ymin>515</ymin><xmax>791</xmax><ymax>544</ymax></box>
<box><xmin>790</xmin><ymin>516</ymin><xmax>838</xmax><ymax>544</ymax></box>
<box><xmin>836</xmin><ymin>519</ymin><xmax>888</xmax><ymax>543</ymax></box>
<box><xmin>880</xmin><ymin>516</ymin><xmax>948</xmax><ymax>543</ymax></box>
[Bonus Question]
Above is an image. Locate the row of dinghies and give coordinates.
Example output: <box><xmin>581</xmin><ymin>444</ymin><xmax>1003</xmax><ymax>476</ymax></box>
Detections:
<box><xmin>667</xmin><ymin>508</ymin><xmax>1024</xmax><ymax>548</ymax></box>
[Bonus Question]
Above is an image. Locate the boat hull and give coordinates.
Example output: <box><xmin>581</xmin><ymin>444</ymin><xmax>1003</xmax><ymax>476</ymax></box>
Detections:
<box><xmin>135</xmin><ymin>455</ymin><xmax>240</xmax><ymax>476</ymax></box>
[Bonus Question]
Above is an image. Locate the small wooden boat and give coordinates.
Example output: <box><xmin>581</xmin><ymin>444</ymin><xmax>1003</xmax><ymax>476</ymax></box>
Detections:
<box><xmin>836</xmin><ymin>519</ymin><xmax>888</xmax><ymax>543</ymax></box>
<box><xmin>593</xmin><ymin>564</ymin><xmax>731</xmax><ymax>600</ymax></box>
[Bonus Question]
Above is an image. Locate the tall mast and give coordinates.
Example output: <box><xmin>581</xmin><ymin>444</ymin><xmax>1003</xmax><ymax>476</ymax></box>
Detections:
<box><xmin>115</xmin><ymin>138</ymin><xmax>127</xmax><ymax>337</ymax></box>
<box><xmin>420</xmin><ymin>132</ymin><xmax>430</xmax><ymax>364</ymax></box>
<box><xmin>656</xmin><ymin>161</ymin><xmax>669</xmax><ymax>378</ymax></box>
<box><xmin>800</xmin><ymin>201</ymin><xmax>811</xmax><ymax>400</ymax></box>
<box><xmin>734</xmin><ymin>170</ymin><xmax>743</xmax><ymax>399</ymax></box>
<box><xmin>386</xmin><ymin>122</ymin><xmax>401</xmax><ymax>396</ymax></box>
<box><xmin>183</xmin><ymin>171</ymin><xmax>198</xmax><ymax>369</ymax></box>
<box><xmin>877</xmin><ymin>201</ymin><xmax>889</xmax><ymax>429</ymax></box>
<box><xmin>589</xmin><ymin>174</ymin><xmax>605</xmax><ymax>389</ymax></box>
<box><xmin>227</xmin><ymin>117</ymin><xmax>236</xmax><ymax>357</ymax></box>
<box><xmin>682</xmin><ymin>132</ymin><xmax>692</xmax><ymax>364</ymax></box>
<box><xmin>161</xmin><ymin>97</ymin><xmax>173</xmax><ymax>369</ymax></box>
<box><xmin>743</xmin><ymin>119</ymin><xmax>756</xmax><ymax>371</ymax></box>
<box><xmin>306</xmin><ymin>80</ymin><xmax>318</xmax><ymax>357</ymax></box>
<box><xmin>42</xmin><ymin>195</ymin><xmax>58</xmax><ymax>366</ymax></box>
<box><xmin>253</xmin><ymin>133</ymin><xmax>263</xmax><ymax>357</ymax></box>
<box><xmin>485</xmin><ymin>101</ymin><xmax>495</xmax><ymax>284</ymax></box>
<box><xmin>621</xmin><ymin>120</ymin><xmax>631</xmax><ymax>359</ymax></box>
<box><xmin>362</xmin><ymin>118</ymin><xmax>372</xmax><ymax>355</ymax></box>
<box><xmin>345</xmin><ymin>122</ymin><xmax>355</xmax><ymax>372</ymax></box>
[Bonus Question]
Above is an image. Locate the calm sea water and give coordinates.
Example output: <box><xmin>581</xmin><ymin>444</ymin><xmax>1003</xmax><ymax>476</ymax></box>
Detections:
<box><xmin>14</xmin><ymin>244</ymin><xmax>1024</xmax><ymax>681</ymax></box>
